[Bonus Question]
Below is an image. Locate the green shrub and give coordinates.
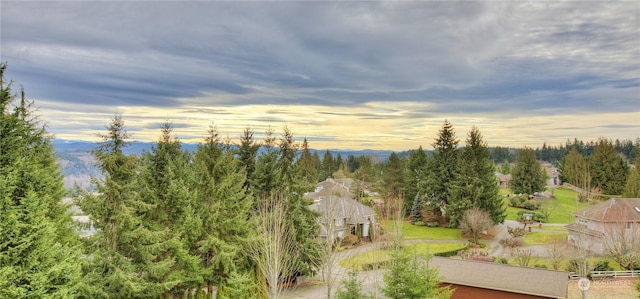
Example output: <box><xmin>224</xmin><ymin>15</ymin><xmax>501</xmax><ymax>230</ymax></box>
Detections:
<box><xmin>566</xmin><ymin>258</ymin><xmax>590</xmax><ymax>277</ymax></box>
<box><xmin>495</xmin><ymin>257</ymin><xmax>509</xmax><ymax>264</ymax></box>
<box><xmin>426</xmin><ymin>221</ymin><xmax>440</xmax><ymax>227</ymax></box>
<box><xmin>523</xmin><ymin>201</ymin><xmax>540</xmax><ymax>210</ymax></box>
<box><xmin>413</xmin><ymin>221</ymin><xmax>425</xmax><ymax>226</ymax></box>
<box><xmin>534</xmin><ymin>264</ymin><xmax>548</xmax><ymax>269</ymax></box>
<box><xmin>434</xmin><ymin>245</ymin><xmax>468</xmax><ymax>258</ymax></box>
<box><xmin>593</xmin><ymin>260</ymin><xmax>613</xmax><ymax>272</ymax></box>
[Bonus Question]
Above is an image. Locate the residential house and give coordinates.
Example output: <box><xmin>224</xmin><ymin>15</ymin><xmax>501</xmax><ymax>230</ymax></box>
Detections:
<box><xmin>566</xmin><ymin>198</ymin><xmax>640</xmax><ymax>254</ymax></box>
<box><xmin>431</xmin><ymin>257</ymin><xmax>569</xmax><ymax>299</ymax></box>
<box><xmin>495</xmin><ymin>172</ymin><xmax>511</xmax><ymax>188</ymax></box>
<box><xmin>305</xmin><ymin>179</ymin><xmax>377</xmax><ymax>241</ymax></box>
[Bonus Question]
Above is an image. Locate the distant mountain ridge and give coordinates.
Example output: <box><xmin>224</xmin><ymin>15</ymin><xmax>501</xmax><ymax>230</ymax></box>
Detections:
<box><xmin>52</xmin><ymin>139</ymin><xmax>396</xmax><ymax>191</ymax></box>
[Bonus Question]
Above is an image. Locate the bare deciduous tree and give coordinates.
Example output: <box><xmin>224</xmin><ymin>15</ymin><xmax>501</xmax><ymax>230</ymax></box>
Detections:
<box><xmin>250</xmin><ymin>196</ymin><xmax>298</xmax><ymax>299</ymax></box>
<box><xmin>546</xmin><ymin>242</ymin><xmax>569</xmax><ymax>270</ymax></box>
<box><xmin>512</xmin><ymin>248</ymin><xmax>535</xmax><ymax>267</ymax></box>
<box><xmin>459</xmin><ymin>207</ymin><xmax>493</xmax><ymax>244</ymax></box>
<box><xmin>602</xmin><ymin>221</ymin><xmax>640</xmax><ymax>270</ymax></box>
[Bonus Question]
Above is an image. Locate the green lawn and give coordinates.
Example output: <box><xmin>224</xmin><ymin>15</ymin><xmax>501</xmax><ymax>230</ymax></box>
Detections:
<box><xmin>380</xmin><ymin>220</ymin><xmax>461</xmax><ymax>240</ymax></box>
<box><xmin>523</xmin><ymin>232</ymin><xmax>567</xmax><ymax>245</ymax></box>
<box><xmin>538</xmin><ymin>225</ymin><xmax>567</xmax><ymax>231</ymax></box>
<box><xmin>339</xmin><ymin>242</ymin><xmax>467</xmax><ymax>270</ymax></box>
<box><xmin>502</xmin><ymin>187</ymin><xmax>590</xmax><ymax>223</ymax></box>
<box><xmin>504</xmin><ymin>256</ymin><xmax>624</xmax><ymax>271</ymax></box>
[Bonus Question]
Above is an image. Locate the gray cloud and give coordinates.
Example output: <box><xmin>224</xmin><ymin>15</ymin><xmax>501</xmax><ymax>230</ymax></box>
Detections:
<box><xmin>1</xmin><ymin>1</ymin><xmax>638</xmax><ymax>148</ymax></box>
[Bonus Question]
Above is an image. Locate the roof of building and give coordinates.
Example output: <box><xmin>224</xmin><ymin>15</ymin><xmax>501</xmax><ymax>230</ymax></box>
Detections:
<box><xmin>573</xmin><ymin>198</ymin><xmax>640</xmax><ymax>223</ymax></box>
<box><xmin>308</xmin><ymin>196</ymin><xmax>375</xmax><ymax>224</ymax></box>
<box><xmin>431</xmin><ymin>257</ymin><xmax>568</xmax><ymax>298</ymax></box>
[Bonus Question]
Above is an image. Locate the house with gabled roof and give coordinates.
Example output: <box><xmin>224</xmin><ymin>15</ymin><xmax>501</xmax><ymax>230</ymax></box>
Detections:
<box><xmin>431</xmin><ymin>257</ymin><xmax>568</xmax><ymax>299</ymax></box>
<box><xmin>566</xmin><ymin>198</ymin><xmax>640</xmax><ymax>254</ymax></box>
<box><xmin>305</xmin><ymin>178</ymin><xmax>377</xmax><ymax>241</ymax></box>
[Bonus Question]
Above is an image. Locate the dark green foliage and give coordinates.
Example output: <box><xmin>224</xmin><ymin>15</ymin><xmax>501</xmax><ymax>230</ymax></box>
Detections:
<box><xmin>296</xmin><ymin>138</ymin><xmax>318</xmax><ymax>191</ymax></box>
<box><xmin>319</xmin><ymin>150</ymin><xmax>335</xmax><ymax>181</ymax></box>
<box><xmin>236</xmin><ymin>127</ymin><xmax>260</xmax><ymax>192</ymax></box>
<box><xmin>335</xmin><ymin>271</ymin><xmax>371</xmax><ymax>299</ymax></box>
<box><xmin>138</xmin><ymin>122</ymin><xmax>202</xmax><ymax>294</ymax></box>
<box><xmin>453</xmin><ymin>127</ymin><xmax>505</xmax><ymax>225</ymax></box>
<box><xmin>561</xmin><ymin>147</ymin><xmax>588</xmax><ymax>188</ymax></box>
<box><xmin>424</xmin><ymin>120</ymin><xmax>460</xmax><ymax>221</ymax></box>
<box><xmin>0</xmin><ymin>63</ymin><xmax>82</xmax><ymax>298</ymax></box>
<box><xmin>410</xmin><ymin>194</ymin><xmax>422</xmax><ymax>224</ymax></box>
<box><xmin>404</xmin><ymin>146</ymin><xmax>429</xmax><ymax>216</ymax></box>
<box><xmin>80</xmin><ymin>114</ymin><xmax>169</xmax><ymax>298</ymax></box>
<box><xmin>592</xmin><ymin>261</ymin><xmax>613</xmax><ymax>272</ymax></box>
<box><xmin>590</xmin><ymin>138</ymin><xmax>629</xmax><ymax>195</ymax></box>
<box><xmin>382</xmin><ymin>152</ymin><xmax>404</xmax><ymax>200</ymax></box>
<box><xmin>191</xmin><ymin>126</ymin><xmax>254</xmax><ymax>294</ymax></box>
<box><xmin>511</xmin><ymin>147</ymin><xmax>547</xmax><ymax>195</ymax></box>
<box><xmin>509</xmin><ymin>195</ymin><xmax>541</xmax><ymax>210</ymax></box>
<box><xmin>252</xmin><ymin>127</ymin><xmax>278</xmax><ymax>199</ymax></box>
<box><xmin>490</xmin><ymin>146</ymin><xmax>516</xmax><ymax>163</ymax></box>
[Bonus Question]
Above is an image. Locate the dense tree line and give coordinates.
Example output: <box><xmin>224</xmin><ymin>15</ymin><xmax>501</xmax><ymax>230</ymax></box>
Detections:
<box><xmin>536</xmin><ymin>138</ymin><xmax>638</xmax><ymax>163</ymax></box>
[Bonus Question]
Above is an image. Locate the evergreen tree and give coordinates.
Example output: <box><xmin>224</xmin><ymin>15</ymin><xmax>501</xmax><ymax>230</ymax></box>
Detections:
<box><xmin>454</xmin><ymin>127</ymin><xmax>505</xmax><ymax>225</ymax></box>
<box><xmin>296</xmin><ymin>138</ymin><xmax>318</xmax><ymax>191</ymax></box>
<box><xmin>346</xmin><ymin>154</ymin><xmax>360</xmax><ymax>173</ymax></box>
<box><xmin>623</xmin><ymin>153</ymin><xmax>640</xmax><ymax>198</ymax></box>
<box><xmin>236</xmin><ymin>127</ymin><xmax>259</xmax><ymax>192</ymax></box>
<box><xmin>425</xmin><ymin>120</ymin><xmax>460</xmax><ymax>222</ymax></box>
<box><xmin>500</xmin><ymin>159</ymin><xmax>511</xmax><ymax>175</ymax></box>
<box><xmin>334</xmin><ymin>154</ymin><xmax>344</xmax><ymax>175</ymax></box>
<box><xmin>382</xmin><ymin>152</ymin><xmax>404</xmax><ymax>200</ymax></box>
<box><xmin>510</xmin><ymin>147</ymin><xmax>546</xmax><ymax>195</ymax></box>
<box><xmin>335</xmin><ymin>271</ymin><xmax>371</xmax><ymax>299</ymax></box>
<box><xmin>252</xmin><ymin>127</ymin><xmax>278</xmax><ymax>199</ymax></box>
<box><xmin>590</xmin><ymin>138</ymin><xmax>628</xmax><ymax>195</ymax></box>
<box><xmin>191</xmin><ymin>125</ymin><xmax>254</xmax><ymax>296</ymax></box>
<box><xmin>319</xmin><ymin>150</ymin><xmax>335</xmax><ymax>181</ymax></box>
<box><xmin>383</xmin><ymin>239</ymin><xmax>451</xmax><ymax>299</ymax></box>
<box><xmin>79</xmin><ymin>114</ymin><xmax>166</xmax><ymax>298</ymax></box>
<box><xmin>137</xmin><ymin>122</ymin><xmax>201</xmax><ymax>295</ymax></box>
<box><xmin>0</xmin><ymin>64</ymin><xmax>83</xmax><ymax>298</ymax></box>
<box><xmin>561</xmin><ymin>147</ymin><xmax>588</xmax><ymax>189</ymax></box>
<box><xmin>410</xmin><ymin>194</ymin><xmax>422</xmax><ymax>225</ymax></box>
<box><xmin>404</xmin><ymin>146</ymin><xmax>429</xmax><ymax>215</ymax></box>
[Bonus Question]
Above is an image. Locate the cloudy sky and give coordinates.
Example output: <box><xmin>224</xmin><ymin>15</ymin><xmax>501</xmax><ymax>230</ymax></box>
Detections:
<box><xmin>2</xmin><ymin>1</ymin><xmax>639</xmax><ymax>150</ymax></box>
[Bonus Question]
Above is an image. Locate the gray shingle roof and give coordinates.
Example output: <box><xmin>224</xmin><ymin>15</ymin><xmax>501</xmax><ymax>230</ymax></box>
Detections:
<box><xmin>573</xmin><ymin>198</ymin><xmax>640</xmax><ymax>222</ymax></box>
<box><xmin>431</xmin><ymin>257</ymin><xmax>568</xmax><ymax>298</ymax></box>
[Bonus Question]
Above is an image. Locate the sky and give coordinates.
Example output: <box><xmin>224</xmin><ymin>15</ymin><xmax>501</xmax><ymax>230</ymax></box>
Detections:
<box><xmin>1</xmin><ymin>1</ymin><xmax>639</xmax><ymax>151</ymax></box>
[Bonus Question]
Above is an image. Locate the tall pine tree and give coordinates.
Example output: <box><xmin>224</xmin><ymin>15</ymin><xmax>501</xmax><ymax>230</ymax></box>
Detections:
<box><xmin>425</xmin><ymin>120</ymin><xmax>460</xmax><ymax>225</ymax></box>
<box><xmin>79</xmin><ymin>114</ymin><xmax>167</xmax><ymax>298</ymax></box>
<box><xmin>510</xmin><ymin>147</ymin><xmax>547</xmax><ymax>195</ymax></box>
<box><xmin>453</xmin><ymin>127</ymin><xmax>505</xmax><ymax>225</ymax></box>
<box><xmin>191</xmin><ymin>125</ymin><xmax>255</xmax><ymax>296</ymax></box>
<box><xmin>589</xmin><ymin>138</ymin><xmax>628</xmax><ymax>195</ymax></box>
<box><xmin>0</xmin><ymin>63</ymin><xmax>83</xmax><ymax>298</ymax></box>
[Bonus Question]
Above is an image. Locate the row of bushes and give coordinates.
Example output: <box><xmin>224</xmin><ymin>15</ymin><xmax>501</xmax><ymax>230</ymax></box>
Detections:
<box><xmin>509</xmin><ymin>195</ymin><xmax>541</xmax><ymax>210</ymax></box>
<box><xmin>358</xmin><ymin>245</ymin><xmax>468</xmax><ymax>271</ymax></box>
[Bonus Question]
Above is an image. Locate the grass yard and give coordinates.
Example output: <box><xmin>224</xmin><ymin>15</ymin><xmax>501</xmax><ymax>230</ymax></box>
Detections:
<box><xmin>502</xmin><ymin>187</ymin><xmax>590</xmax><ymax>223</ymax></box>
<box><xmin>523</xmin><ymin>232</ymin><xmax>567</xmax><ymax>245</ymax></box>
<box><xmin>379</xmin><ymin>220</ymin><xmax>461</xmax><ymax>240</ymax></box>
<box><xmin>339</xmin><ymin>242</ymin><xmax>467</xmax><ymax>271</ymax></box>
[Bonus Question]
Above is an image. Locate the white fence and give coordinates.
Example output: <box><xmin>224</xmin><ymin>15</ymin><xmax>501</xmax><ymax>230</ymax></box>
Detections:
<box><xmin>569</xmin><ymin>270</ymin><xmax>640</xmax><ymax>280</ymax></box>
